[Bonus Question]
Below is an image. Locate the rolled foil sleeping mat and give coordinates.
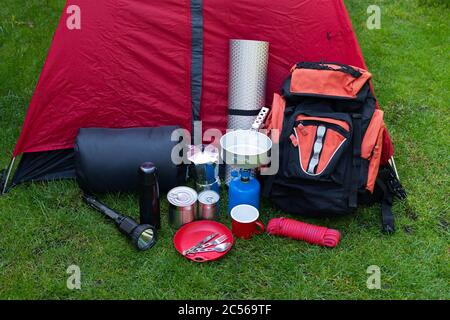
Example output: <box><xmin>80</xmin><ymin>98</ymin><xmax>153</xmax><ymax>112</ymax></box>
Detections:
<box><xmin>226</xmin><ymin>39</ymin><xmax>269</xmax><ymax>185</ymax></box>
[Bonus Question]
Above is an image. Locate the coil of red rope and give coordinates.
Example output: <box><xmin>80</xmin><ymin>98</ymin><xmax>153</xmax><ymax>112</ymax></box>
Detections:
<box><xmin>267</xmin><ymin>218</ymin><xmax>340</xmax><ymax>248</ymax></box>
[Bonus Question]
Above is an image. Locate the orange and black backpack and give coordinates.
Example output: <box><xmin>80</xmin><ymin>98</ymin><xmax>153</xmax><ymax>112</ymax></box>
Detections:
<box><xmin>263</xmin><ymin>62</ymin><xmax>406</xmax><ymax>233</ymax></box>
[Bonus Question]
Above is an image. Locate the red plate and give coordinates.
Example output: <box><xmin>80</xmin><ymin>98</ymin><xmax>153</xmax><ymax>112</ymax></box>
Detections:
<box><xmin>174</xmin><ymin>220</ymin><xmax>234</xmax><ymax>263</ymax></box>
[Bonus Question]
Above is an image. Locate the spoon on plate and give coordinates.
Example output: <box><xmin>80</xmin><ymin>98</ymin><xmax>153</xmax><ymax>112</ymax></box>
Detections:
<box><xmin>189</xmin><ymin>242</ymin><xmax>231</xmax><ymax>254</ymax></box>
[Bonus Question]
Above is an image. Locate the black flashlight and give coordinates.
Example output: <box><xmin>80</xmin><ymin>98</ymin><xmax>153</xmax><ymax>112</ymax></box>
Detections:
<box><xmin>83</xmin><ymin>194</ymin><xmax>157</xmax><ymax>251</ymax></box>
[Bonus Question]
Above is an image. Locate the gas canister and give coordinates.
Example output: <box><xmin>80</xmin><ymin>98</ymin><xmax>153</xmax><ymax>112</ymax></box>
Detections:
<box><xmin>228</xmin><ymin>169</ymin><xmax>260</xmax><ymax>215</ymax></box>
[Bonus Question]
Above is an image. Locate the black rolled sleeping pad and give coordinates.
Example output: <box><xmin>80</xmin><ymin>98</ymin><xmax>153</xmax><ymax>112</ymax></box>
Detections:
<box><xmin>74</xmin><ymin>126</ymin><xmax>186</xmax><ymax>193</ymax></box>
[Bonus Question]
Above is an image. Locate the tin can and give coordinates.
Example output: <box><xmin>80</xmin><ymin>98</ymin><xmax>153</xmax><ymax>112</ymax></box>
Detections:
<box><xmin>167</xmin><ymin>187</ymin><xmax>198</xmax><ymax>229</ymax></box>
<box><xmin>198</xmin><ymin>190</ymin><xmax>220</xmax><ymax>221</ymax></box>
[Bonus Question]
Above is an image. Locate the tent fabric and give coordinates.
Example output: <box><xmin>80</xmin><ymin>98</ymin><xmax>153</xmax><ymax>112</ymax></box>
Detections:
<box><xmin>11</xmin><ymin>149</ymin><xmax>75</xmax><ymax>188</ymax></box>
<box><xmin>190</xmin><ymin>0</ymin><xmax>204</xmax><ymax>125</ymax></box>
<box><xmin>12</xmin><ymin>0</ymin><xmax>394</xmax><ymax>160</ymax></box>
<box><xmin>200</xmin><ymin>0</ymin><xmax>368</xmax><ymax>135</ymax></box>
<box><xmin>14</xmin><ymin>0</ymin><xmax>193</xmax><ymax>156</ymax></box>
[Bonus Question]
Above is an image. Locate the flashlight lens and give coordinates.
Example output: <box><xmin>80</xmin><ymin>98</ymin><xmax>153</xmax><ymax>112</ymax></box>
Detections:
<box><xmin>130</xmin><ymin>224</ymin><xmax>157</xmax><ymax>251</ymax></box>
<box><xmin>137</xmin><ymin>228</ymin><xmax>155</xmax><ymax>250</ymax></box>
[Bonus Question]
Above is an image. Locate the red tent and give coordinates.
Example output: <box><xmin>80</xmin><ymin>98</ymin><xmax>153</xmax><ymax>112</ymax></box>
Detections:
<box><xmin>3</xmin><ymin>0</ymin><xmax>394</xmax><ymax>191</ymax></box>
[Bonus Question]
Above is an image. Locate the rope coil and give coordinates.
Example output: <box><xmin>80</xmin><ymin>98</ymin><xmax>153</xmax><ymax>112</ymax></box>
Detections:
<box><xmin>267</xmin><ymin>218</ymin><xmax>340</xmax><ymax>248</ymax></box>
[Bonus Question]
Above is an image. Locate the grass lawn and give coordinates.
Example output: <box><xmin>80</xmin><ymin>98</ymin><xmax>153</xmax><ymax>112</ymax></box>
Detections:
<box><xmin>0</xmin><ymin>0</ymin><xmax>448</xmax><ymax>300</ymax></box>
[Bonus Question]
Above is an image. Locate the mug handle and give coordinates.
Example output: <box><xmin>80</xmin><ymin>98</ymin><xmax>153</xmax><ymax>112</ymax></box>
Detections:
<box><xmin>255</xmin><ymin>220</ymin><xmax>265</xmax><ymax>235</ymax></box>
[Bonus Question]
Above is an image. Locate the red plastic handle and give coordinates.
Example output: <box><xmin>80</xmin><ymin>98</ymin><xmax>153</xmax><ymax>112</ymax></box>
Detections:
<box><xmin>255</xmin><ymin>220</ymin><xmax>265</xmax><ymax>235</ymax></box>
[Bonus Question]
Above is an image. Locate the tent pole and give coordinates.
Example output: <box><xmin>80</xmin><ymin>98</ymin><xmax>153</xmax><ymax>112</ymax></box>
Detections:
<box><xmin>1</xmin><ymin>157</ymin><xmax>15</xmax><ymax>195</ymax></box>
<box><xmin>388</xmin><ymin>156</ymin><xmax>400</xmax><ymax>181</ymax></box>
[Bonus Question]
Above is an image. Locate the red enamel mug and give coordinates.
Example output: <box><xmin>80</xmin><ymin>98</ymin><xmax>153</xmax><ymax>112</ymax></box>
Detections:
<box><xmin>230</xmin><ymin>205</ymin><xmax>265</xmax><ymax>239</ymax></box>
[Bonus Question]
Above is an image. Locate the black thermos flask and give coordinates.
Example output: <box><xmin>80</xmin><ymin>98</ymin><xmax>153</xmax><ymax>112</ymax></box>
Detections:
<box><xmin>138</xmin><ymin>162</ymin><xmax>161</xmax><ymax>229</ymax></box>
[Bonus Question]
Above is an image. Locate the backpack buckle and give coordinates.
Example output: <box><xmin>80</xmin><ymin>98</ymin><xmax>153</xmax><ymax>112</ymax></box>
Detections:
<box><xmin>382</xmin><ymin>222</ymin><xmax>396</xmax><ymax>235</ymax></box>
<box><xmin>387</xmin><ymin>165</ymin><xmax>407</xmax><ymax>200</ymax></box>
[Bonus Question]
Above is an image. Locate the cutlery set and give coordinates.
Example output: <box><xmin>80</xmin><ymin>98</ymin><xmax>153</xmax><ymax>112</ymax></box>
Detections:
<box><xmin>183</xmin><ymin>233</ymin><xmax>231</xmax><ymax>256</ymax></box>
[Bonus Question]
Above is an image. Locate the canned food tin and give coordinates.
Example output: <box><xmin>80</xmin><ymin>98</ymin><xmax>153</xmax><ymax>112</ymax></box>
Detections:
<box><xmin>167</xmin><ymin>187</ymin><xmax>198</xmax><ymax>229</ymax></box>
<box><xmin>198</xmin><ymin>190</ymin><xmax>220</xmax><ymax>221</ymax></box>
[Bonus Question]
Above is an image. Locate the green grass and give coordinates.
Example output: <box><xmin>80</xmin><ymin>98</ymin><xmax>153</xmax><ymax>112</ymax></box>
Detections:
<box><xmin>0</xmin><ymin>0</ymin><xmax>449</xmax><ymax>300</ymax></box>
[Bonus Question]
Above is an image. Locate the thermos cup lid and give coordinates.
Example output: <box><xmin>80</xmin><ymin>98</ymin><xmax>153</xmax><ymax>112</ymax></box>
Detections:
<box><xmin>140</xmin><ymin>162</ymin><xmax>157</xmax><ymax>174</ymax></box>
<box><xmin>139</xmin><ymin>162</ymin><xmax>158</xmax><ymax>185</ymax></box>
<box><xmin>198</xmin><ymin>190</ymin><xmax>220</xmax><ymax>205</ymax></box>
<box><xmin>167</xmin><ymin>187</ymin><xmax>198</xmax><ymax>207</ymax></box>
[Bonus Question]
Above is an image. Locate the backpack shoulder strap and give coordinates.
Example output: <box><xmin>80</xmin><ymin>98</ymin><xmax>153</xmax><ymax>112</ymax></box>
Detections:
<box><xmin>349</xmin><ymin>113</ymin><xmax>362</xmax><ymax>208</ymax></box>
<box><xmin>262</xmin><ymin>104</ymin><xmax>296</xmax><ymax>197</ymax></box>
<box><xmin>376</xmin><ymin>176</ymin><xmax>395</xmax><ymax>234</ymax></box>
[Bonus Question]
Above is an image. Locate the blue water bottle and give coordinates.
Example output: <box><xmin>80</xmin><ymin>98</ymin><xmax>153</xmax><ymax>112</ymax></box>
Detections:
<box><xmin>228</xmin><ymin>169</ymin><xmax>260</xmax><ymax>215</ymax></box>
